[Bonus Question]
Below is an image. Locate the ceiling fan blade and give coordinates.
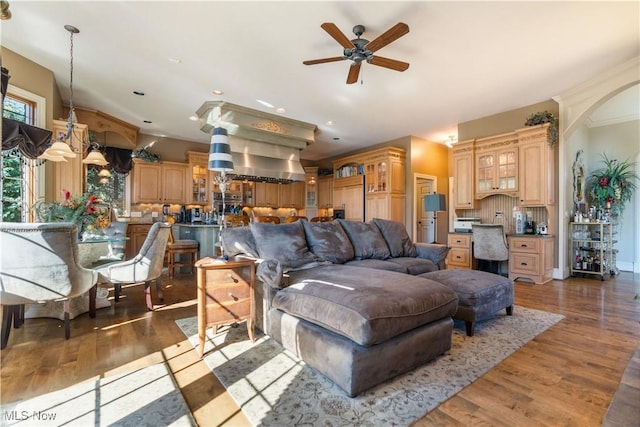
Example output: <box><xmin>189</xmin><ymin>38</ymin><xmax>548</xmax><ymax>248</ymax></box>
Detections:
<box><xmin>321</xmin><ymin>22</ymin><xmax>355</xmax><ymax>49</ymax></box>
<box><xmin>303</xmin><ymin>56</ymin><xmax>346</xmax><ymax>66</ymax></box>
<box><xmin>365</xmin><ymin>22</ymin><xmax>409</xmax><ymax>53</ymax></box>
<box><xmin>346</xmin><ymin>63</ymin><xmax>361</xmax><ymax>84</ymax></box>
<box><xmin>368</xmin><ymin>55</ymin><xmax>410</xmax><ymax>72</ymax></box>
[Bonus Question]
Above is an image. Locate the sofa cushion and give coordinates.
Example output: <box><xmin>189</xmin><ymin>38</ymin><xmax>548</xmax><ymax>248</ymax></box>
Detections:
<box><xmin>250</xmin><ymin>221</ymin><xmax>318</xmax><ymax>271</ymax></box>
<box><xmin>272</xmin><ymin>265</ymin><xmax>459</xmax><ymax>346</ymax></box>
<box><xmin>344</xmin><ymin>258</ymin><xmax>407</xmax><ymax>273</ymax></box>
<box><xmin>372</xmin><ymin>218</ymin><xmax>417</xmax><ymax>258</ymax></box>
<box><xmin>302</xmin><ymin>220</ymin><xmax>354</xmax><ymax>264</ymax></box>
<box><xmin>337</xmin><ymin>219</ymin><xmax>391</xmax><ymax>260</ymax></box>
<box><xmin>220</xmin><ymin>226</ymin><xmax>259</xmax><ymax>258</ymax></box>
<box><xmin>385</xmin><ymin>257</ymin><xmax>439</xmax><ymax>275</ymax></box>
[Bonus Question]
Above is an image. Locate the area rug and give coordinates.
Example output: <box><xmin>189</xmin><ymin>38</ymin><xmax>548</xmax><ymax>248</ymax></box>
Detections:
<box><xmin>1</xmin><ymin>362</ymin><xmax>195</xmax><ymax>426</ymax></box>
<box><xmin>176</xmin><ymin>305</ymin><xmax>564</xmax><ymax>427</ymax></box>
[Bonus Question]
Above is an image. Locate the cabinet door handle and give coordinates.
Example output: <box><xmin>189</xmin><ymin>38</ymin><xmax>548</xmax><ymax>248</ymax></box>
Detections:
<box><xmin>228</xmin><ymin>273</ymin><xmax>238</xmax><ymax>283</ymax></box>
<box><xmin>455</xmin><ymin>256</ymin><xmax>461</xmax><ymax>259</ymax></box>
<box><xmin>520</xmin><ymin>244</ymin><xmax>528</xmax><ymax>248</ymax></box>
<box><xmin>228</xmin><ymin>292</ymin><xmax>238</xmax><ymax>301</ymax></box>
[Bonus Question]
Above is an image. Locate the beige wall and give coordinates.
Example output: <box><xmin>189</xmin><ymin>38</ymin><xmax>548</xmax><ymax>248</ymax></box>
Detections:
<box><xmin>458</xmin><ymin>99</ymin><xmax>559</xmax><ymax>141</ymax></box>
<box><xmin>1</xmin><ymin>47</ymin><xmax>62</xmax><ymax>129</ymax></box>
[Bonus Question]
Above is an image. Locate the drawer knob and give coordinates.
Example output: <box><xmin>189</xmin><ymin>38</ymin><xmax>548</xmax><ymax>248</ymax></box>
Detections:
<box><xmin>520</xmin><ymin>262</ymin><xmax>528</xmax><ymax>266</ymax></box>
<box><xmin>456</xmin><ymin>256</ymin><xmax>461</xmax><ymax>259</ymax></box>
<box><xmin>228</xmin><ymin>292</ymin><xmax>238</xmax><ymax>301</ymax></box>
<box><xmin>520</xmin><ymin>244</ymin><xmax>528</xmax><ymax>248</ymax></box>
<box><xmin>228</xmin><ymin>274</ymin><xmax>238</xmax><ymax>283</ymax></box>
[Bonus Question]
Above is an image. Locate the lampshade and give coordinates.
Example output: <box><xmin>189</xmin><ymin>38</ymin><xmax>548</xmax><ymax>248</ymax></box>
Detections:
<box><xmin>48</xmin><ymin>141</ymin><xmax>77</xmax><ymax>158</ymax></box>
<box><xmin>98</xmin><ymin>168</ymin><xmax>112</xmax><ymax>178</ymax></box>
<box><xmin>207</xmin><ymin>127</ymin><xmax>234</xmax><ymax>173</ymax></box>
<box><xmin>82</xmin><ymin>149</ymin><xmax>108</xmax><ymax>165</ymax></box>
<box><xmin>38</xmin><ymin>150</ymin><xmax>68</xmax><ymax>162</ymax></box>
<box><xmin>424</xmin><ymin>193</ymin><xmax>446</xmax><ymax>212</ymax></box>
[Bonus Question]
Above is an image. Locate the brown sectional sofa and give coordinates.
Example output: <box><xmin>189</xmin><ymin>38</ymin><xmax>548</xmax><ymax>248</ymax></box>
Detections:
<box><xmin>220</xmin><ymin>218</ymin><xmax>458</xmax><ymax>396</ymax></box>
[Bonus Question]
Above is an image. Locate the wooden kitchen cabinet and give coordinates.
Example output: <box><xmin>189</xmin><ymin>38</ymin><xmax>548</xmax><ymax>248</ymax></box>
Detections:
<box><xmin>125</xmin><ymin>223</ymin><xmax>152</xmax><ymax>260</ymax></box>
<box><xmin>317</xmin><ymin>175</ymin><xmax>333</xmax><ymax>209</ymax></box>
<box><xmin>474</xmin><ymin>133</ymin><xmax>518</xmax><ymax>199</ymax></box>
<box><xmin>508</xmin><ymin>235</ymin><xmax>554</xmax><ymax>285</ymax></box>
<box><xmin>254</xmin><ymin>182</ymin><xmax>280</xmax><ymax>207</ymax></box>
<box><xmin>279</xmin><ymin>181</ymin><xmax>305</xmax><ymax>209</ymax></box>
<box><xmin>451</xmin><ymin>140</ymin><xmax>476</xmax><ymax>209</ymax></box>
<box><xmin>52</xmin><ymin>119</ymin><xmax>89</xmax><ymax>199</ymax></box>
<box><xmin>446</xmin><ymin>233</ymin><xmax>473</xmax><ymax>269</ymax></box>
<box><xmin>332</xmin><ymin>175</ymin><xmax>364</xmax><ymax>221</ymax></box>
<box><xmin>333</xmin><ymin>147</ymin><xmax>406</xmax><ymax>224</ymax></box>
<box><xmin>196</xmin><ymin>257</ymin><xmax>256</xmax><ymax>357</ymax></box>
<box><xmin>517</xmin><ymin>124</ymin><xmax>555</xmax><ymax>207</ymax></box>
<box><xmin>132</xmin><ymin>159</ymin><xmax>189</xmax><ymax>204</ymax></box>
<box><xmin>186</xmin><ymin>151</ymin><xmax>210</xmax><ymax>205</ymax></box>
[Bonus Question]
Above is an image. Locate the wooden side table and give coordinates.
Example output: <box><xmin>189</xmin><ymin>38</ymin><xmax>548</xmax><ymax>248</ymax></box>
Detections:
<box><xmin>195</xmin><ymin>257</ymin><xmax>256</xmax><ymax>357</ymax></box>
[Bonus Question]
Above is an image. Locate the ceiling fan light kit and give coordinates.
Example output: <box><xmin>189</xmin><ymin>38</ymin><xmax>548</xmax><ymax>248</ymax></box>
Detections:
<box><xmin>304</xmin><ymin>22</ymin><xmax>410</xmax><ymax>84</ymax></box>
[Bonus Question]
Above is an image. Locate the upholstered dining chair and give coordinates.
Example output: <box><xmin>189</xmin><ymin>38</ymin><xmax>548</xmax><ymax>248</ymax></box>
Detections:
<box><xmin>472</xmin><ymin>224</ymin><xmax>509</xmax><ymax>276</ymax></box>
<box><xmin>94</xmin><ymin>222</ymin><xmax>171</xmax><ymax>311</ymax></box>
<box><xmin>0</xmin><ymin>222</ymin><xmax>98</xmax><ymax>349</ymax></box>
<box><xmin>226</xmin><ymin>214</ymin><xmax>250</xmax><ymax>227</ymax></box>
<box><xmin>310</xmin><ymin>216</ymin><xmax>333</xmax><ymax>222</ymax></box>
<box><xmin>255</xmin><ymin>216</ymin><xmax>280</xmax><ymax>224</ymax></box>
<box><xmin>285</xmin><ymin>215</ymin><xmax>307</xmax><ymax>223</ymax></box>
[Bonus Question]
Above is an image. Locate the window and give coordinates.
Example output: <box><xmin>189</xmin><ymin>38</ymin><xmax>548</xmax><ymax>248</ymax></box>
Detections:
<box><xmin>2</xmin><ymin>92</ymin><xmax>40</xmax><ymax>222</ymax></box>
<box><xmin>85</xmin><ymin>165</ymin><xmax>127</xmax><ymax>213</ymax></box>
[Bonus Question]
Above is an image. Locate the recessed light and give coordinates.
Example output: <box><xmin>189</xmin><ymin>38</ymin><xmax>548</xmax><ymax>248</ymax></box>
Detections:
<box><xmin>256</xmin><ymin>99</ymin><xmax>274</xmax><ymax>108</ymax></box>
<box><xmin>212</xmin><ymin>90</ymin><xmax>224</xmax><ymax>96</ymax></box>
<box><xmin>133</xmin><ymin>90</ymin><xmax>145</xmax><ymax>96</ymax></box>
<box><xmin>326</xmin><ymin>120</ymin><xmax>334</xmax><ymax>126</ymax></box>
<box><xmin>143</xmin><ymin>120</ymin><xmax>152</xmax><ymax>124</ymax></box>
<box><xmin>189</xmin><ymin>115</ymin><xmax>198</xmax><ymax>121</ymax></box>
<box><xmin>168</xmin><ymin>57</ymin><xmax>182</xmax><ymax>64</ymax></box>
<box><xmin>333</xmin><ymin>137</ymin><xmax>340</xmax><ymax>141</ymax></box>
<box><xmin>275</xmin><ymin>107</ymin><xmax>286</xmax><ymax>114</ymax></box>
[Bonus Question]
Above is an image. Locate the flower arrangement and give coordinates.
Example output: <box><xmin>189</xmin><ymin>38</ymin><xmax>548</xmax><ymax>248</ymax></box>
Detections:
<box><xmin>586</xmin><ymin>154</ymin><xmax>638</xmax><ymax>218</ymax></box>
<box><xmin>524</xmin><ymin>111</ymin><xmax>559</xmax><ymax>147</ymax></box>
<box><xmin>35</xmin><ymin>190</ymin><xmax>111</xmax><ymax>233</ymax></box>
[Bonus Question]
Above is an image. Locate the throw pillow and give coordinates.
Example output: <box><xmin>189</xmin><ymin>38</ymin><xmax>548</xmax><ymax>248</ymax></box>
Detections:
<box><xmin>302</xmin><ymin>220</ymin><xmax>354</xmax><ymax>263</ymax></box>
<box><xmin>337</xmin><ymin>219</ymin><xmax>391</xmax><ymax>260</ymax></box>
<box><xmin>220</xmin><ymin>226</ymin><xmax>259</xmax><ymax>258</ymax></box>
<box><xmin>250</xmin><ymin>221</ymin><xmax>318</xmax><ymax>271</ymax></box>
<box><xmin>372</xmin><ymin>218</ymin><xmax>417</xmax><ymax>258</ymax></box>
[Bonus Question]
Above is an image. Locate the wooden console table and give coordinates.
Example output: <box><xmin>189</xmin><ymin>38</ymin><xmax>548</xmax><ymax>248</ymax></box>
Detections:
<box><xmin>195</xmin><ymin>257</ymin><xmax>256</xmax><ymax>357</ymax></box>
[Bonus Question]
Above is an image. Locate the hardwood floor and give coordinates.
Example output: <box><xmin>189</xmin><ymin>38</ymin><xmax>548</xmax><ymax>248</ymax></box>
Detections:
<box><xmin>1</xmin><ymin>270</ymin><xmax>638</xmax><ymax>426</ymax></box>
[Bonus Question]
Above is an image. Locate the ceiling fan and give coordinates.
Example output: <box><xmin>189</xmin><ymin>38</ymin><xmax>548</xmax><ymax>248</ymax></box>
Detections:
<box><xmin>303</xmin><ymin>22</ymin><xmax>410</xmax><ymax>84</ymax></box>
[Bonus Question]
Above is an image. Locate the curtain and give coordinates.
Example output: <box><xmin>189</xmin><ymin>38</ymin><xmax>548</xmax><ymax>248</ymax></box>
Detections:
<box><xmin>2</xmin><ymin>117</ymin><xmax>52</xmax><ymax>159</ymax></box>
<box><xmin>87</xmin><ymin>147</ymin><xmax>133</xmax><ymax>175</ymax></box>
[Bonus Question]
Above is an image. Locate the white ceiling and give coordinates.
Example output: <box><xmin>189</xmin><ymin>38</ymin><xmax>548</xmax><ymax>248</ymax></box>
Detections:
<box><xmin>2</xmin><ymin>1</ymin><xmax>638</xmax><ymax>161</ymax></box>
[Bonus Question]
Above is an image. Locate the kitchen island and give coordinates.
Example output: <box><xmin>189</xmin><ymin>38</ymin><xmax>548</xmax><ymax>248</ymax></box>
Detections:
<box><xmin>173</xmin><ymin>223</ymin><xmax>221</xmax><ymax>259</ymax></box>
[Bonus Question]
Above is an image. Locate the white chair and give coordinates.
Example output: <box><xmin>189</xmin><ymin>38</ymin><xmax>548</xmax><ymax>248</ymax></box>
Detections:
<box><xmin>94</xmin><ymin>222</ymin><xmax>171</xmax><ymax>311</ymax></box>
<box><xmin>472</xmin><ymin>224</ymin><xmax>509</xmax><ymax>276</ymax></box>
<box><xmin>0</xmin><ymin>222</ymin><xmax>98</xmax><ymax>348</ymax></box>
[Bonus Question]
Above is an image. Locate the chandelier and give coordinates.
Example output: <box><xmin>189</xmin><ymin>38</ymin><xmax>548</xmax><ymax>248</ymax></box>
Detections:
<box><xmin>39</xmin><ymin>25</ymin><xmax>108</xmax><ymax>166</ymax></box>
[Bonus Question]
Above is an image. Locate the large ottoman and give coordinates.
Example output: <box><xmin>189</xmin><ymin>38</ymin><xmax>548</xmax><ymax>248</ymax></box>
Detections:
<box><xmin>420</xmin><ymin>269</ymin><xmax>514</xmax><ymax>336</ymax></box>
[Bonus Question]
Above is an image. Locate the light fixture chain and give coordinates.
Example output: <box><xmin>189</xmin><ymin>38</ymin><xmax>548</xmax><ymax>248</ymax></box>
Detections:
<box><xmin>68</xmin><ymin>28</ymin><xmax>74</xmax><ymax>109</ymax></box>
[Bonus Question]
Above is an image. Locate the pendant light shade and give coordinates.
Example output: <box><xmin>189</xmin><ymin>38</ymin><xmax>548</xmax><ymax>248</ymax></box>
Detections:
<box><xmin>38</xmin><ymin>151</ymin><xmax>68</xmax><ymax>162</ymax></box>
<box><xmin>48</xmin><ymin>141</ymin><xmax>77</xmax><ymax>158</ymax></box>
<box><xmin>98</xmin><ymin>168</ymin><xmax>112</xmax><ymax>178</ymax></box>
<box><xmin>207</xmin><ymin>127</ymin><xmax>234</xmax><ymax>173</ymax></box>
<box><xmin>82</xmin><ymin>149</ymin><xmax>108</xmax><ymax>165</ymax></box>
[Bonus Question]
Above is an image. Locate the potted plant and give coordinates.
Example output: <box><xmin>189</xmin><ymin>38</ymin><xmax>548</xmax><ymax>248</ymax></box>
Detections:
<box><xmin>586</xmin><ymin>154</ymin><xmax>639</xmax><ymax>219</ymax></box>
<box><xmin>524</xmin><ymin>111</ymin><xmax>559</xmax><ymax>147</ymax></box>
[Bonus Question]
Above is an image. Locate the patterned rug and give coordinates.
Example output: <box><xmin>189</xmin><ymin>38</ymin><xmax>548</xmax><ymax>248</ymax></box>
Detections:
<box><xmin>176</xmin><ymin>306</ymin><xmax>564</xmax><ymax>427</ymax></box>
<box><xmin>1</xmin><ymin>362</ymin><xmax>195</xmax><ymax>426</ymax></box>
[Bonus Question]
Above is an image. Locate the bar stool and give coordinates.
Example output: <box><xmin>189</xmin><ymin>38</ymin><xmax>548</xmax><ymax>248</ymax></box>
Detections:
<box><xmin>165</xmin><ymin>227</ymin><xmax>199</xmax><ymax>278</ymax></box>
